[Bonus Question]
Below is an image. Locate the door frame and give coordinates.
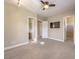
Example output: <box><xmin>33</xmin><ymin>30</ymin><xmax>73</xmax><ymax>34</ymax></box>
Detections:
<box><xmin>26</xmin><ymin>16</ymin><xmax>37</xmax><ymax>43</ymax></box>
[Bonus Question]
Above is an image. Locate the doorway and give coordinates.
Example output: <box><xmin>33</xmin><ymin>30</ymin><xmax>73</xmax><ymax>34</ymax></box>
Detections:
<box><xmin>28</xmin><ymin>17</ymin><xmax>35</xmax><ymax>42</ymax></box>
<box><xmin>66</xmin><ymin>16</ymin><xmax>75</xmax><ymax>42</ymax></box>
<box><xmin>38</xmin><ymin>20</ymin><xmax>42</xmax><ymax>39</ymax></box>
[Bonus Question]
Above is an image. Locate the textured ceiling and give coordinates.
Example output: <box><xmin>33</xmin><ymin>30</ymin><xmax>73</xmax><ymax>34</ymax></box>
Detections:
<box><xmin>5</xmin><ymin>0</ymin><xmax>75</xmax><ymax>17</ymax></box>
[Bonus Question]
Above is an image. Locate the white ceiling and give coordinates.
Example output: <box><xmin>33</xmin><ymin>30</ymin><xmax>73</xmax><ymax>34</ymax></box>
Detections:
<box><xmin>5</xmin><ymin>0</ymin><xmax>75</xmax><ymax>17</ymax></box>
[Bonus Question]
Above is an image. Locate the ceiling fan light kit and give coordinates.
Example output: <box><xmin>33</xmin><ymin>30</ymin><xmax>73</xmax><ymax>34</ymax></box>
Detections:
<box><xmin>44</xmin><ymin>4</ymin><xmax>49</xmax><ymax>9</ymax></box>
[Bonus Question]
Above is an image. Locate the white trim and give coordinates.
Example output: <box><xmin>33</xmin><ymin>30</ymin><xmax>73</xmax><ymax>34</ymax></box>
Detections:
<box><xmin>63</xmin><ymin>17</ymin><xmax>67</xmax><ymax>41</ymax></box>
<box><xmin>48</xmin><ymin>38</ymin><xmax>64</xmax><ymax>42</ymax></box>
<box><xmin>26</xmin><ymin>16</ymin><xmax>37</xmax><ymax>20</ymax></box>
<box><xmin>4</xmin><ymin>42</ymin><xmax>29</xmax><ymax>51</ymax></box>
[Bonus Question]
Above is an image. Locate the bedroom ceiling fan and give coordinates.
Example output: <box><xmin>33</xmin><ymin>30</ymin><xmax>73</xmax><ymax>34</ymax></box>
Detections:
<box><xmin>40</xmin><ymin>0</ymin><xmax>56</xmax><ymax>10</ymax></box>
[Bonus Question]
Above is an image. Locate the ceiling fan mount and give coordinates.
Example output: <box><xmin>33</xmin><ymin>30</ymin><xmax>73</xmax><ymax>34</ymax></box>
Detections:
<box><xmin>40</xmin><ymin>0</ymin><xmax>56</xmax><ymax>10</ymax></box>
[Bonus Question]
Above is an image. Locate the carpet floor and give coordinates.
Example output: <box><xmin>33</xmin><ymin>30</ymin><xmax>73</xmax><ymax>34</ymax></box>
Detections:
<box><xmin>5</xmin><ymin>39</ymin><xmax>75</xmax><ymax>59</ymax></box>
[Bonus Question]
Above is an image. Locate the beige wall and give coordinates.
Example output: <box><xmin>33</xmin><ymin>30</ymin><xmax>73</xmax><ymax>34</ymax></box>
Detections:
<box><xmin>67</xmin><ymin>16</ymin><xmax>75</xmax><ymax>25</ymax></box>
<box><xmin>4</xmin><ymin>3</ymin><xmax>37</xmax><ymax>47</ymax></box>
<box><xmin>48</xmin><ymin>17</ymin><xmax>65</xmax><ymax>42</ymax></box>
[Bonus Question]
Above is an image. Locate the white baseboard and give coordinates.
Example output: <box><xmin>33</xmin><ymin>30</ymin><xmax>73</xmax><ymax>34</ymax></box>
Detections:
<box><xmin>48</xmin><ymin>38</ymin><xmax>64</xmax><ymax>42</ymax></box>
<box><xmin>4</xmin><ymin>38</ymin><xmax>64</xmax><ymax>51</ymax></box>
<box><xmin>4</xmin><ymin>42</ymin><xmax>29</xmax><ymax>51</ymax></box>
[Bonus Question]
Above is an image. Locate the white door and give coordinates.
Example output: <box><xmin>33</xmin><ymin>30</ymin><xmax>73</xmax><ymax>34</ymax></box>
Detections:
<box><xmin>42</xmin><ymin>21</ymin><xmax>48</xmax><ymax>38</ymax></box>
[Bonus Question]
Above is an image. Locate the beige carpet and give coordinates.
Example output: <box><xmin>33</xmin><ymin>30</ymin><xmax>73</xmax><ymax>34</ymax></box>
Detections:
<box><xmin>5</xmin><ymin>39</ymin><xmax>75</xmax><ymax>59</ymax></box>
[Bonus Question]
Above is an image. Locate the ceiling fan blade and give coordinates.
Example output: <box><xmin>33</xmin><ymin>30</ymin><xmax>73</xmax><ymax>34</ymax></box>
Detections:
<box><xmin>45</xmin><ymin>1</ymin><xmax>49</xmax><ymax>5</ymax></box>
<box><xmin>41</xmin><ymin>0</ymin><xmax>44</xmax><ymax>4</ymax></box>
<box><xmin>43</xmin><ymin>8</ymin><xmax>45</xmax><ymax>10</ymax></box>
<box><xmin>49</xmin><ymin>4</ymin><xmax>55</xmax><ymax>7</ymax></box>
